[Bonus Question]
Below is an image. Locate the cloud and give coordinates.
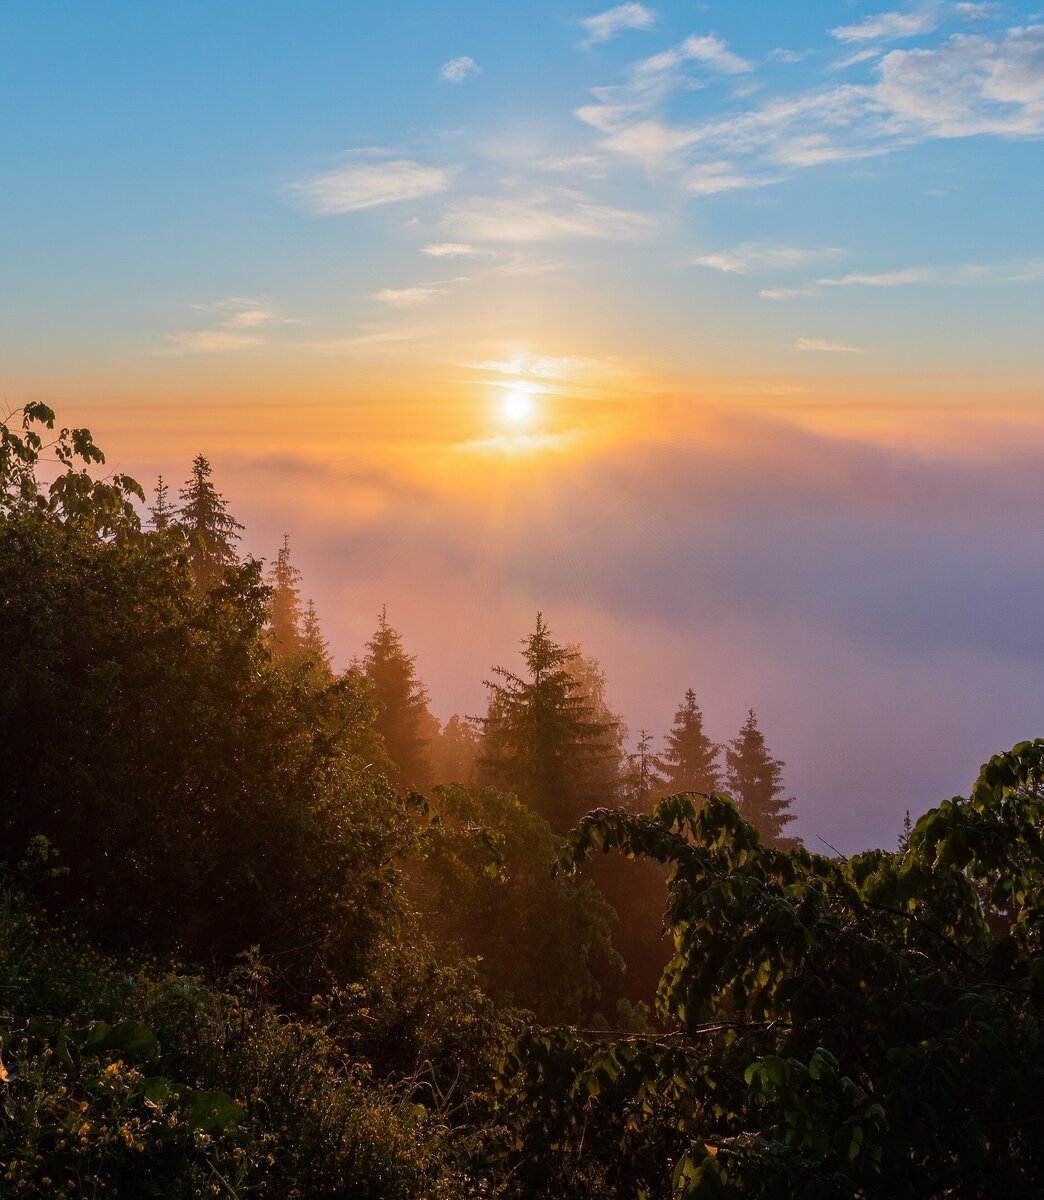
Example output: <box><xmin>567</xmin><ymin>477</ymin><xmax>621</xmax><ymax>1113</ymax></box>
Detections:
<box><xmin>768</xmin><ymin>48</ymin><xmax>810</xmax><ymax>64</ymax></box>
<box><xmin>581</xmin><ymin>3</ymin><xmax>657</xmax><ymax>44</ymax></box>
<box><xmin>444</xmin><ymin>189</ymin><xmax>654</xmax><ymax>242</ymax></box>
<box><xmin>831</xmin><ymin>5</ymin><xmax>944</xmax><ymax>43</ymax></box>
<box><xmin>759</xmin><ymin>286</ymin><xmax>821</xmax><ymax>300</ymax></box>
<box><xmin>374</xmin><ymin>286</ymin><xmax>447</xmax><ymax>307</ymax></box>
<box><xmin>292</xmin><ymin>159</ymin><xmax>453</xmax><ymax>214</ymax></box>
<box><xmin>576</xmin><ymin>23</ymin><xmax>1044</xmax><ymax>194</ymax></box>
<box><xmin>192</xmin><ymin>297</ymin><xmax>296</xmax><ymax>328</ymax></box>
<box><xmin>818</xmin><ymin>259</ymin><xmax>1044</xmax><ymax>287</ymax></box>
<box><xmin>295</xmin><ymin>327</ymin><xmax>425</xmax><ymax>354</ymax></box>
<box><xmin>440</xmin><ymin>56</ymin><xmax>481</xmax><ymax>83</ymax></box>
<box><xmin>153</xmin><ymin>331</ymin><xmax>264</xmax><ymax>355</ymax></box>
<box><xmin>636</xmin><ymin>33</ymin><xmax>754</xmax><ymax>76</ymax></box>
<box><xmin>794</xmin><ymin>337</ymin><xmax>867</xmax><ymax>352</ymax></box>
<box><xmin>421</xmin><ymin>242</ymin><xmax>479</xmax><ymax>257</ymax></box>
<box><xmin>695</xmin><ymin>242</ymin><xmax>843</xmax><ymax>274</ymax></box>
<box><xmin>684</xmin><ymin>161</ymin><xmax>779</xmax><ymax>194</ymax></box>
<box><xmin>821</xmin><ymin>267</ymin><xmax>935</xmax><ymax>286</ymax></box>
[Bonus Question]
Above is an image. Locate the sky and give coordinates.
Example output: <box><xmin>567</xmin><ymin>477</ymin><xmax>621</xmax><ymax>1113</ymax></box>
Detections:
<box><xmin>3</xmin><ymin>1</ymin><xmax>1044</xmax><ymax>850</ymax></box>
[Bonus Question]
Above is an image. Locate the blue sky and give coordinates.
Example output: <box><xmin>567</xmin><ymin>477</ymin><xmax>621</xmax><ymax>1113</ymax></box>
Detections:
<box><xmin>3</xmin><ymin>2</ymin><xmax>1044</xmax><ymax>850</ymax></box>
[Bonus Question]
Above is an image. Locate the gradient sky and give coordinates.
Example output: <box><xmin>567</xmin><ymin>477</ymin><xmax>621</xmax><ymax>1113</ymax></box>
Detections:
<box><xmin>4</xmin><ymin>2</ymin><xmax>1044</xmax><ymax>850</ymax></box>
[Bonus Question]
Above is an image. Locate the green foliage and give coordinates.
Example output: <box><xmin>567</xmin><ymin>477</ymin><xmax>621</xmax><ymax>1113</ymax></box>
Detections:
<box><xmin>724</xmin><ymin>710</ymin><xmax>798</xmax><ymax>849</ymax></box>
<box><xmin>265</xmin><ymin>533</ymin><xmax>305</xmax><ymax>657</ymax></box>
<box><xmin>1</xmin><ymin>401</ymin><xmax>143</xmax><ymax>533</ymax></box>
<box><xmin>0</xmin><ymin>505</ymin><xmax>411</xmax><ymax>992</ymax></box>
<box><xmin>477</xmin><ymin>614</ymin><xmax>619</xmax><ymax>832</ymax></box>
<box><xmin>525</xmin><ymin>749</ymin><xmax>1044</xmax><ymax>1196</ymax></box>
<box><xmin>177</xmin><ymin>453</ymin><xmax>243</xmax><ymax>590</ymax></box>
<box><xmin>413</xmin><ymin>784</ymin><xmax>618</xmax><ymax>1022</ymax></box>
<box><xmin>363</xmin><ymin>608</ymin><xmax>437</xmax><ymax>791</ymax></box>
<box><xmin>0</xmin><ymin>887</ymin><xmax>478</xmax><ymax>1200</ymax></box>
<box><xmin>657</xmin><ymin>689</ymin><xmax>721</xmax><ymax>800</ymax></box>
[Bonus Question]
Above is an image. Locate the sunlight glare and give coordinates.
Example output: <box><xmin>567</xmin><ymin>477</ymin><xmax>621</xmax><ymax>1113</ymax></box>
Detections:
<box><xmin>500</xmin><ymin>389</ymin><xmax>535</xmax><ymax>428</ymax></box>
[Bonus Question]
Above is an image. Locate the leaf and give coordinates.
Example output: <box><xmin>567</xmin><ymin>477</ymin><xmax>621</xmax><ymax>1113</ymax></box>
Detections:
<box><xmin>84</xmin><ymin>1020</ymin><xmax>158</xmax><ymax>1063</ymax></box>
<box><xmin>185</xmin><ymin>1090</ymin><xmax>243</xmax><ymax>1134</ymax></box>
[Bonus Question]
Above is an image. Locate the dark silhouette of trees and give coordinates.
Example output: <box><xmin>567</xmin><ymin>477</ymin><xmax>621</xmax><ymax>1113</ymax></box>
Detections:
<box><xmin>300</xmin><ymin>598</ymin><xmax>331</xmax><ymax>673</ymax></box>
<box><xmin>362</xmin><ymin>607</ymin><xmax>436</xmax><ymax>790</ymax></box>
<box><xmin>177</xmin><ymin>453</ymin><xmax>243</xmax><ymax>589</ymax></box>
<box><xmin>657</xmin><ymin>688</ymin><xmax>721</xmax><ymax>799</ymax></box>
<box><xmin>266</xmin><ymin>533</ymin><xmax>304</xmax><ymax>658</ymax></box>
<box><xmin>415</xmin><ymin>783</ymin><xmax>617</xmax><ymax>1021</ymax></box>
<box><xmin>430</xmin><ymin>714</ymin><xmax>481</xmax><ymax>791</ymax></box>
<box><xmin>148</xmin><ymin>475</ymin><xmax>176</xmax><ymax>531</ymax></box>
<box><xmin>477</xmin><ymin>614</ymin><xmax>618</xmax><ymax>833</ymax></box>
<box><xmin>624</xmin><ymin>729</ymin><xmax>663</xmax><ymax>812</ymax></box>
<box><xmin>724</xmin><ymin>708</ymin><xmax>799</xmax><ymax>848</ymax></box>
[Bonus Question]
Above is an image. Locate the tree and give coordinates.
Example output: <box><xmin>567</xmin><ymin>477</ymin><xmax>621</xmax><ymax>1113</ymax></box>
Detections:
<box><xmin>624</xmin><ymin>729</ymin><xmax>664</xmax><ymax>812</ymax></box>
<box><xmin>177</xmin><ymin>453</ymin><xmax>243</xmax><ymax>589</ymax></box>
<box><xmin>362</xmin><ymin>607</ymin><xmax>435</xmax><ymax>790</ymax></box>
<box><xmin>300</xmin><ymin>598</ymin><xmax>331</xmax><ymax>674</ymax></box>
<box><xmin>657</xmin><ymin>689</ymin><xmax>721</xmax><ymax>800</ymax></box>
<box><xmin>148</xmin><ymin>475</ymin><xmax>176</xmax><ymax>531</ymax></box>
<box><xmin>266</xmin><ymin>533</ymin><xmax>304</xmax><ymax>658</ymax></box>
<box><xmin>477</xmin><ymin>615</ymin><xmax>619</xmax><ymax>833</ymax></box>
<box><xmin>430</xmin><ymin>714</ymin><xmax>481</xmax><ymax>791</ymax></box>
<box><xmin>413</xmin><ymin>783</ymin><xmax>617</xmax><ymax>1022</ymax></box>
<box><xmin>724</xmin><ymin>708</ymin><xmax>798</xmax><ymax>848</ymax></box>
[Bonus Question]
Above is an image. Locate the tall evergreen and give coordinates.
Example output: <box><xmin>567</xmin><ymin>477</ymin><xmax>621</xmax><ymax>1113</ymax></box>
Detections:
<box><xmin>177</xmin><ymin>454</ymin><xmax>243</xmax><ymax>589</ymax></box>
<box><xmin>724</xmin><ymin>709</ymin><xmax>799</xmax><ymax>848</ymax></box>
<box><xmin>430</xmin><ymin>714</ymin><xmax>481</xmax><ymax>791</ymax></box>
<box><xmin>478</xmin><ymin>614</ymin><xmax>617</xmax><ymax>832</ymax></box>
<box><xmin>148</xmin><ymin>475</ymin><xmax>175</xmax><ymax>532</ymax></box>
<box><xmin>300</xmin><ymin>598</ymin><xmax>331</xmax><ymax>673</ymax></box>
<box><xmin>625</xmin><ymin>729</ymin><xmax>663</xmax><ymax>812</ymax></box>
<box><xmin>362</xmin><ymin>607</ymin><xmax>434</xmax><ymax>790</ymax></box>
<box><xmin>266</xmin><ymin>534</ymin><xmax>304</xmax><ymax>658</ymax></box>
<box><xmin>658</xmin><ymin>689</ymin><xmax>721</xmax><ymax>798</ymax></box>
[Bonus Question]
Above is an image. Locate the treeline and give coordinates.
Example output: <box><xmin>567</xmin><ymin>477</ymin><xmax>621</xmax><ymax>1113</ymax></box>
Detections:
<box><xmin>2</xmin><ymin>404</ymin><xmax>1043</xmax><ymax>1199</ymax></box>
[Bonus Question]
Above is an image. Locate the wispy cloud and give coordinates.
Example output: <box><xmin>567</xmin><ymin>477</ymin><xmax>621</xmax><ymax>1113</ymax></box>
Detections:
<box><xmin>759</xmin><ymin>286</ymin><xmax>821</xmax><ymax>300</ymax></box>
<box><xmin>153</xmin><ymin>331</ymin><xmax>264</xmax><ymax>355</ymax></box>
<box><xmin>421</xmin><ymin>242</ymin><xmax>479</xmax><ymax>257</ymax></box>
<box><xmin>821</xmin><ymin>267</ymin><xmax>935</xmax><ymax>287</ymax></box>
<box><xmin>581</xmin><ymin>3</ymin><xmax>657</xmax><ymax>45</ymax></box>
<box><xmin>577</xmin><ymin>23</ymin><xmax>1044</xmax><ymax>191</ymax></box>
<box><xmin>795</xmin><ymin>337</ymin><xmax>867</xmax><ymax>353</ymax></box>
<box><xmin>831</xmin><ymin>5</ymin><xmax>944</xmax><ymax>44</ymax></box>
<box><xmin>440</xmin><ymin>56</ymin><xmax>481</xmax><ymax>83</ymax></box>
<box><xmin>296</xmin><ymin>327</ymin><xmax>425</xmax><ymax>355</ymax></box>
<box><xmin>444</xmin><ymin>189</ymin><xmax>654</xmax><ymax>242</ymax></box>
<box><xmin>191</xmin><ymin>297</ymin><xmax>296</xmax><ymax>328</ymax></box>
<box><xmin>292</xmin><ymin>159</ymin><xmax>453</xmax><ymax>214</ymax></box>
<box><xmin>695</xmin><ymin>242</ymin><xmax>843</xmax><ymax>273</ymax></box>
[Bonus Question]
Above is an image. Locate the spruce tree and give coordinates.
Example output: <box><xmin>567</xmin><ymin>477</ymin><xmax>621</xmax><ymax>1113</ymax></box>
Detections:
<box><xmin>625</xmin><ymin>729</ymin><xmax>663</xmax><ymax>812</ymax></box>
<box><xmin>724</xmin><ymin>709</ymin><xmax>799</xmax><ymax>848</ymax></box>
<box><xmin>478</xmin><ymin>614</ymin><xmax>617</xmax><ymax>832</ymax></box>
<box><xmin>300</xmin><ymin>598</ymin><xmax>331</xmax><ymax>673</ymax></box>
<box><xmin>431</xmin><ymin>714</ymin><xmax>481</xmax><ymax>790</ymax></box>
<box><xmin>658</xmin><ymin>689</ymin><xmax>721</xmax><ymax>798</ymax></box>
<box><xmin>177</xmin><ymin>454</ymin><xmax>243</xmax><ymax>589</ymax></box>
<box><xmin>266</xmin><ymin>534</ymin><xmax>303</xmax><ymax>658</ymax></box>
<box><xmin>148</xmin><ymin>475</ymin><xmax>176</xmax><ymax>532</ymax></box>
<box><xmin>362</xmin><ymin>607</ymin><xmax>434</xmax><ymax>790</ymax></box>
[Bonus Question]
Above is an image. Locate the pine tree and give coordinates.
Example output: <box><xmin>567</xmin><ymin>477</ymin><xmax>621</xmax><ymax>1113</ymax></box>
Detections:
<box><xmin>362</xmin><ymin>607</ymin><xmax>434</xmax><ymax>790</ymax></box>
<box><xmin>430</xmin><ymin>714</ymin><xmax>481</xmax><ymax>790</ymax></box>
<box><xmin>658</xmin><ymin>689</ymin><xmax>721</xmax><ymax>798</ymax></box>
<box><xmin>624</xmin><ymin>729</ymin><xmax>663</xmax><ymax>812</ymax></box>
<box><xmin>266</xmin><ymin>534</ymin><xmax>303</xmax><ymax>658</ymax></box>
<box><xmin>177</xmin><ymin>454</ymin><xmax>243</xmax><ymax>589</ymax></box>
<box><xmin>148</xmin><ymin>475</ymin><xmax>176</xmax><ymax>532</ymax></box>
<box><xmin>477</xmin><ymin>614</ymin><xmax>617</xmax><ymax>832</ymax></box>
<box><xmin>724</xmin><ymin>709</ymin><xmax>799</xmax><ymax>848</ymax></box>
<box><xmin>300</xmin><ymin>598</ymin><xmax>331</xmax><ymax>673</ymax></box>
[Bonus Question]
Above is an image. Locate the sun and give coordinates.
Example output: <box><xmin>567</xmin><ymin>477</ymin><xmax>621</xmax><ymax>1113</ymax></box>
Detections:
<box><xmin>500</xmin><ymin>389</ymin><xmax>535</xmax><ymax>428</ymax></box>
